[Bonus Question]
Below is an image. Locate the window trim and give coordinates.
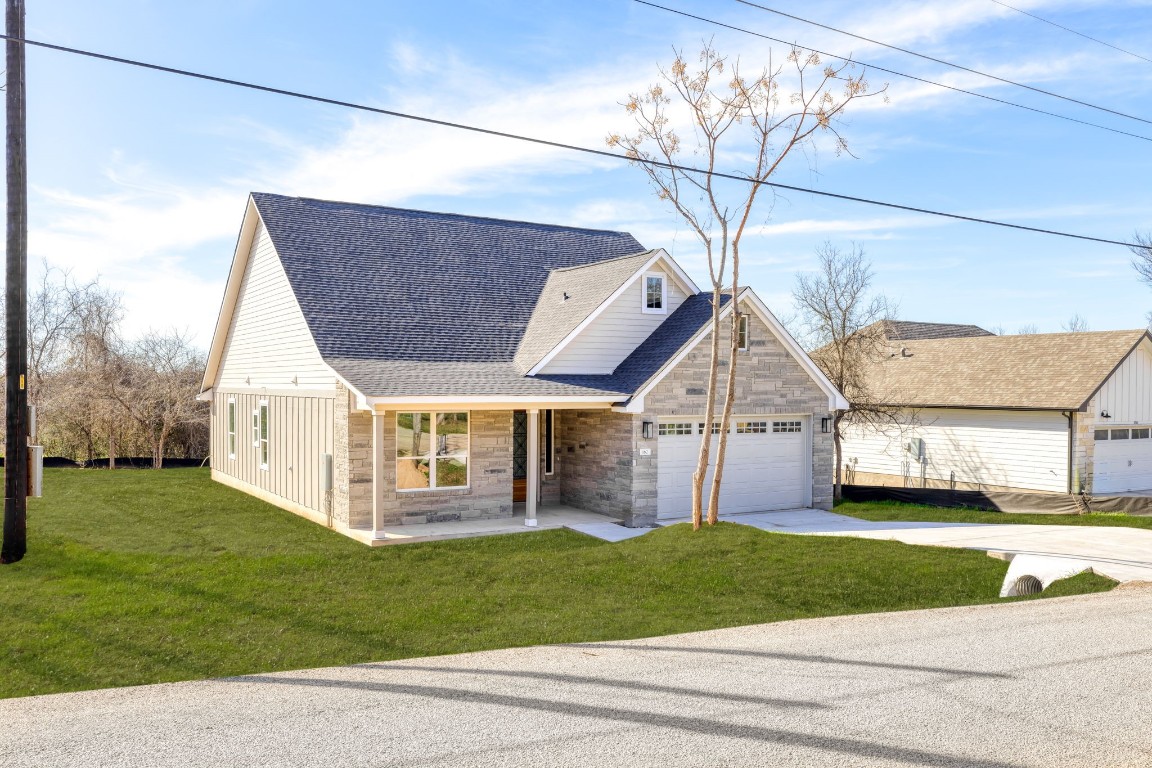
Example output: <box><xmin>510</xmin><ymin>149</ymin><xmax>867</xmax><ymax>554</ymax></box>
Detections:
<box><xmin>396</xmin><ymin>411</ymin><xmax>471</xmax><ymax>492</ymax></box>
<box><xmin>737</xmin><ymin>314</ymin><xmax>749</xmax><ymax>351</ymax></box>
<box><xmin>227</xmin><ymin>397</ymin><xmax>237</xmax><ymax>459</ymax></box>
<box><xmin>258</xmin><ymin>399</ymin><xmax>269</xmax><ymax>470</ymax></box>
<box><xmin>642</xmin><ymin>272</ymin><xmax>667</xmax><ymax>314</ymax></box>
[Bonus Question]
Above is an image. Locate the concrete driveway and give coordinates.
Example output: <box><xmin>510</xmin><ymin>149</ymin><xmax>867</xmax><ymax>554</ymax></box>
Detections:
<box><xmin>2</xmin><ymin>589</ymin><xmax>1151</xmax><ymax>767</ymax></box>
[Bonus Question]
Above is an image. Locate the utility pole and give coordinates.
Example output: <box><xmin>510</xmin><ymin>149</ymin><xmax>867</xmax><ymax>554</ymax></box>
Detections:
<box><xmin>2</xmin><ymin>0</ymin><xmax>27</xmax><ymax>564</ymax></box>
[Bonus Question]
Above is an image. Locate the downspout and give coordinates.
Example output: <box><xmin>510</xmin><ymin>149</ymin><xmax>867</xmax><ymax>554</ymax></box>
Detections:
<box><xmin>1063</xmin><ymin>410</ymin><xmax>1074</xmax><ymax>495</ymax></box>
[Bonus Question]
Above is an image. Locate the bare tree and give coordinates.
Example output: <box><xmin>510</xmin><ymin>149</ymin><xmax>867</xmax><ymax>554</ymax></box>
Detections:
<box><xmin>793</xmin><ymin>242</ymin><xmax>896</xmax><ymax>501</ymax></box>
<box><xmin>610</xmin><ymin>42</ymin><xmax>885</xmax><ymax>528</ymax></box>
<box><xmin>1062</xmin><ymin>314</ymin><xmax>1090</xmax><ymax>333</ymax></box>
<box><xmin>1130</xmin><ymin>231</ymin><xmax>1152</xmax><ymax>282</ymax></box>
<box><xmin>109</xmin><ymin>330</ymin><xmax>206</xmax><ymax>469</ymax></box>
<box><xmin>1017</xmin><ymin>324</ymin><xmax>1039</xmax><ymax>335</ymax></box>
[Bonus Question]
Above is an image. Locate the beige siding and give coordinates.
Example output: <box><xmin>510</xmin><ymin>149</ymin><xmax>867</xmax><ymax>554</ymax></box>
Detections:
<box><xmin>211</xmin><ymin>391</ymin><xmax>335</xmax><ymax>515</ymax></box>
<box><xmin>540</xmin><ymin>260</ymin><xmax>688</xmax><ymax>375</ymax></box>
<box><xmin>216</xmin><ymin>221</ymin><xmax>335</xmax><ymax>390</ymax></box>
<box><xmin>841</xmin><ymin>409</ymin><xmax>1069</xmax><ymax>493</ymax></box>
<box><xmin>1096</xmin><ymin>339</ymin><xmax>1152</xmax><ymax>425</ymax></box>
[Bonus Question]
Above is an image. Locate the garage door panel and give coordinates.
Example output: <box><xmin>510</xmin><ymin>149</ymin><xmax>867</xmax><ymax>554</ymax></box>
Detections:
<box><xmin>656</xmin><ymin>418</ymin><xmax>808</xmax><ymax>519</ymax></box>
<box><xmin>1095</xmin><ymin>433</ymin><xmax>1152</xmax><ymax>493</ymax></box>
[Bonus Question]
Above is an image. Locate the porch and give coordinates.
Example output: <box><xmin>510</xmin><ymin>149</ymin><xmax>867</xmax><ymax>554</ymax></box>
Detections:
<box><xmin>361</xmin><ymin>504</ymin><xmax>623</xmax><ymax>546</ymax></box>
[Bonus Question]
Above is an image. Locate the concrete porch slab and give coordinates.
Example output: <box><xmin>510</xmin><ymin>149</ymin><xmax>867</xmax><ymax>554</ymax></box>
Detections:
<box><xmin>369</xmin><ymin>505</ymin><xmax>621</xmax><ymax>545</ymax></box>
<box><xmin>565</xmin><ymin>521</ymin><xmax>655</xmax><ymax>542</ymax></box>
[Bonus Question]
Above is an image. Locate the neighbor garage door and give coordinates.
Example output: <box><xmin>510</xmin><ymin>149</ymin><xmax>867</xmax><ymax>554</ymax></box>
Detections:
<box><xmin>1094</xmin><ymin>426</ymin><xmax>1152</xmax><ymax>493</ymax></box>
<box><xmin>657</xmin><ymin>416</ymin><xmax>808</xmax><ymax>520</ymax></box>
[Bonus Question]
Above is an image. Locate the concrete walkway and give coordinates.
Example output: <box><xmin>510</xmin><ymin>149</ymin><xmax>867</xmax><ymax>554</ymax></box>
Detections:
<box><xmin>3</xmin><ymin>588</ymin><xmax>1150</xmax><ymax>767</ymax></box>
<box><xmin>649</xmin><ymin>509</ymin><xmax>1152</xmax><ymax>584</ymax></box>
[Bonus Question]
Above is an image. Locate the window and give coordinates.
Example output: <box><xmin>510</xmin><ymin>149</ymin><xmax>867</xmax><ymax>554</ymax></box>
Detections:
<box><xmin>544</xmin><ymin>409</ymin><xmax>555</xmax><ymax>475</ymax></box>
<box><xmin>1111</xmin><ymin>428</ymin><xmax>1131</xmax><ymax>440</ymax></box>
<box><xmin>1134</xmin><ymin>428</ymin><xmax>1150</xmax><ymax>440</ymax></box>
<box><xmin>737</xmin><ymin>314</ymin><xmax>749</xmax><ymax>351</ymax></box>
<box><xmin>737</xmin><ymin>421</ymin><xmax>768</xmax><ymax>434</ymax></box>
<box><xmin>258</xmin><ymin>400</ymin><xmax>269</xmax><ymax>469</ymax></box>
<box><xmin>658</xmin><ymin>422</ymin><xmax>694</xmax><ymax>436</ymax></box>
<box><xmin>227</xmin><ymin>398</ymin><xmax>237</xmax><ymax>459</ymax></box>
<box><xmin>397</xmin><ymin>412</ymin><xmax>469</xmax><ymax>490</ymax></box>
<box><xmin>698</xmin><ymin>422</ymin><xmax>725</xmax><ymax>435</ymax></box>
<box><xmin>1094</xmin><ymin>429</ymin><xmax>1110</xmax><ymax>440</ymax></box>
<box><xmin>773</xmin><ymin>420</ymin><xmax>802</xmax><ymax>433</ymax></box>
<box><xmin>643</xmin><ymin>273</ymin><xmax>666</xmax><ymax>313</ymax></box>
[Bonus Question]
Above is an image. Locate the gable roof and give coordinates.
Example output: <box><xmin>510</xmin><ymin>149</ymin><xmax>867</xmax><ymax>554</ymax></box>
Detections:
<box><xmin>882</xmin><ymin>321</ymin><xmax>995</xmax><ymax>340</ymax></box>
<box><xmin>251</xmin><ymin>193</ymin><xmax>647</xmax><ymax>364</ymax></box>
<box><xmin>864</xmin><ymin>330</ymin><xmax>1150</xmax><ymax>410</ymax></box>
<box><xmin>513</xmin><ymin>250</ymin><xmax>657</xmax><ymax>374</ymax></box>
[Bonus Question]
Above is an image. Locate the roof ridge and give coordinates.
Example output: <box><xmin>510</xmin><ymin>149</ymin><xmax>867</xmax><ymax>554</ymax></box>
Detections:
<box><xmin>250</xmin><ymin>192</ymin><xmax>638</xmax><ymax>237</ymax></box>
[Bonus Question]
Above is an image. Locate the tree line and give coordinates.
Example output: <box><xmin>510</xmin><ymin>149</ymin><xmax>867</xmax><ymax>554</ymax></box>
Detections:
<box><xmin>2</xmin><ymin>266</ymin><xmax>208</xmax><ymax>468</ymax></box>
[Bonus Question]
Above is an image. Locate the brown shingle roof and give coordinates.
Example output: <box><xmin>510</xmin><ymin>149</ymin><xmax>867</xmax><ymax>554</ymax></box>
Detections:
<box><xmin>865</xmin><ymin>330</ymin><xmax>1150</xmax><ymax>410</ymax></box>
<box><xmin>882</xmin><ymin>320</ymin><xmax>995</xmax><ymax>340</ymax></box>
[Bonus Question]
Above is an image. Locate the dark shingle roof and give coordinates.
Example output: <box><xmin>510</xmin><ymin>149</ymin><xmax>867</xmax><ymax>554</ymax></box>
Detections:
<box><xmin>883</xmin><ymin>321</ymin><xmax>995</xmax><ymax>340</ymax></box>
<box><xmin>252</xmin><ymin>193</ymin><xmax>646</xmax><ymax>363</ymax></box>
<box><xmin>328</xmin><ymin>293</ymin><xmax>726</xmax><ymax>398</ymax></box>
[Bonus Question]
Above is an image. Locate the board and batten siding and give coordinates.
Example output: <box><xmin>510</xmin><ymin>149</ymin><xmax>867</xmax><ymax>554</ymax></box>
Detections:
<box><xmin>841</xmin><ymin>409</ymin><xmax>1069</xmax><ymax>493</ymax></box>
<box><xmin>211</xmin><ymin>391</ymin><xmax>335</xmax><ymax>515</ymax></box>
<box><xmin>215</xmin><ymin>220</ymin><xmax>335</xmax><ymax>390</ymax></box>
<box><xmin>539</xmin><ymin>260</ymin><xmax>688</xmax><ymax>375</ymax></box>
<box><xmin>1096</xmin><ymin>339</ymin><xmax>1152</xmax><ymax>425</ymax></box>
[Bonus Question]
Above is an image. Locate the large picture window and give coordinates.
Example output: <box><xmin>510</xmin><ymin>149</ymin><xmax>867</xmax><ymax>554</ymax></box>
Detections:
<box><xmin>397</xmin><ymin>412</ymin><xmax>469</xmax><ymax>490</ymax></box>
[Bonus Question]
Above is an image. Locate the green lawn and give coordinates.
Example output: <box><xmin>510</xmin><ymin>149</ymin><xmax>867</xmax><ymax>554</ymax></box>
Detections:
<box><xmin>0</xmin><ymin>469</ymin><xmax>1115</xmax><ymax>700</ymax></box>
<box><xmin>839</xmin><ymin>500</ymin><xmax>1152</xmax><ymax>530</ymax></box>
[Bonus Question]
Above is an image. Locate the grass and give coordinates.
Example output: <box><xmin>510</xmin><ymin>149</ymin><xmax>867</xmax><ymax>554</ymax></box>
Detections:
<box><xmin>839</xmin><ymin>500</ymin><xmax>1152</xmax><ymax>530</ymax></box>
<box><xmin>0</xmin><ymin>468</ymin><xmax>1116</xmax><ymax>700</ymax></box>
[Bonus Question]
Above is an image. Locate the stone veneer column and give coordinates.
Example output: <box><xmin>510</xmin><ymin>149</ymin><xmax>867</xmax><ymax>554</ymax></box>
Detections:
<box><xmin>332</xmin><ymin>382</ymin><xmax>374</xmax><ymax>529</ymax></box>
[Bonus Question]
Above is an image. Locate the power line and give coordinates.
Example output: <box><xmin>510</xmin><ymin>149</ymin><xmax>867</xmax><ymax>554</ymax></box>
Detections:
<box><xmin>989</xmin><ymin>0</ymin><xmax>1152</xmax><ymax>65</ymax></box>
<box><xmin>2</xmin><ymin>33</ymin><xmax>1139</xmax><ymax>249</ymax></box>
<box><xmin>732</xmin><ymin>0</ymin><xmax>1152</xmax><ymax>127</ymax></box>
<box><xmin>635</xmin><ymin>0</ymin><xmax>1152</xmax><ymax>145</ymax></box>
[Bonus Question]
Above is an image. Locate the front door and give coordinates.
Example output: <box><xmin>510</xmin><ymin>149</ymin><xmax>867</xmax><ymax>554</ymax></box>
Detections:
<box><xmin>512</xmin><ymin>411</ymin><xmax>527</xmax><ymax>502</ymax></box>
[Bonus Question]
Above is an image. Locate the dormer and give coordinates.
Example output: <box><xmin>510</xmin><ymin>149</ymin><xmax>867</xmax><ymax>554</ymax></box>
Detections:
<box><xmin>514</xmin><ymin>249</ymin><xmax>699</xmax><ymax>376</ymax></box>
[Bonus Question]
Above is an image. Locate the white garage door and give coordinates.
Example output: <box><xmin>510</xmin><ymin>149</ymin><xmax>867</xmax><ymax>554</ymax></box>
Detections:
<box><xmin>657</xmin><ymin>416</ymin><xmax>808</xmax><ymax>520</ymax></box>
<box><xmin>1094</xmin><ymin>426</ymin><xmax>1152</xmax><ymax>493</ymax></box>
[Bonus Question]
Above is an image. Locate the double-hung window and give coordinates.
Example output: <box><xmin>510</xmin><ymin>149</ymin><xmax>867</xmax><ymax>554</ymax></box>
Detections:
<box><xmin>397</xmin><ymin>412</ymin><xmax>469</xmax><ymax>490</ymax></box>
<box><xmin>227</xmin><ymin>398</ymin><xmax>237</xmax><ymax>459</ymax></box>
<box><xmin>737</xmin><ymin>315</ymin><xmax>749</xmax><ymax>351</ymax></box>
<box><xmin>643</xmin><ymin>273</ymin><xmax>666</xmax><ymax>313</ymax></box>
<box><xmin>257</xmin><ymin>400</ymin><xmax>269</xmax><ymax>469</ymax></box>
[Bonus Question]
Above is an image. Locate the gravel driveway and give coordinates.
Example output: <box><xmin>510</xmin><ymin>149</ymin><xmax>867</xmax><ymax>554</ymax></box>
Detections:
<box><xmin>3</xmin><ymin>588</ymin><xmax>1151</xmax><ymax>767</ymax></box>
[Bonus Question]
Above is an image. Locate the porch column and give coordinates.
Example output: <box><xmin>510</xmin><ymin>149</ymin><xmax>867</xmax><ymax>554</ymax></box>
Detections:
<box><xmin>371</xmin><ymin>410</ymin><xmax>385</xmax><ymax>539</ymax></box>
<box><xmin>525</xmin><ymin>408</ymin><xmax>539</xmax><ymax>527</ymax></box>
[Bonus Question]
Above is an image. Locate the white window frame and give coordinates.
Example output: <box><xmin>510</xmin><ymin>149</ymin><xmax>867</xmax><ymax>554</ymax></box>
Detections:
<box><xmin>227</xmin><ymin>397</ymin><xmax>237</xmax><ymax>459</ymax></box>
<box><xmin>642</xmin><ymin>272</ymin><xmax>667</xmax><ymax>314</ymax></box>
<box><xmin>737</xmin><ymin>314</ymin><xmax>749</xmax><ymax>351</ymax></box>
<box><xmin>258</xmin><ymin>399</ymin><xmax>269</xmax><ymax>470</ymax></box>
<box><xmin>396</xmin><ymin>411</ymin><xmax>471</xmax><ymax>491</ymax></box>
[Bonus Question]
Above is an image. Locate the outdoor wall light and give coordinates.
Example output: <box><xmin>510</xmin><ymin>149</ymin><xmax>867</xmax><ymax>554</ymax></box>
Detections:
<box><xmin>821</xmin><ymin>417</ymin><xmax>831</xmax><ymax>433</ymax></box>
<box><xmin>642</xmin><ymin>421</ymin><xmax>654</xmax><ymax>439</ymax></box>
<box><xmin>1101</xmin><ymin>410</ymin><xmax>1112</xmax><ymax>419</ymax></box>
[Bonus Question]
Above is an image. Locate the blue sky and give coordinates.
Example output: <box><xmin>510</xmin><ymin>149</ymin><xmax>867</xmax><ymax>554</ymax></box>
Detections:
<box><xmin>24</xmin><ymin>0</ymin><xmax>1152</xmax><ymax>345</ymax></box>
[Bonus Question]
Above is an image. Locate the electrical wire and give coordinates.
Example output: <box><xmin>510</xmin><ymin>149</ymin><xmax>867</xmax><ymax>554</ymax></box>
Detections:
<box><xmin>732</xmin><ymin>0</ymin><xmax>1152</xmax><ymax>126</ymax></box>
<box><xmin>1</xmin><ymin>33</ymin><xmax>1139</xmax><ymax>249</ymax></box>
<box><xmin>635</xmin><ymin>0</ymin><xmax>1152</xmax><ymax>145</ymax></box>
<box><xmin>989</xmin><ymin>0</ymin><xmax>1152</xmax><ymax>65</ymax></box>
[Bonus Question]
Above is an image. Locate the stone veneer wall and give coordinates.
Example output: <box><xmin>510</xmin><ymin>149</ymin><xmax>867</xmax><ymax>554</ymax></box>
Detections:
<box><xmin>333</xmin><ymin>382</ymin><xmax>372</xmax><ymax>528</ymax></box>
<box><xmin>643</xmin><ymin>307</ymin><xmax>835</xmax><ymax>510</ymax></box>
<box><xmin>558</xmin><ymin>409</ymin><xmax>654</xmax><ymax>526</ymax></box>
<box><xmin>1074</xmin><ymin>401</ymin><xmax>1096</xmax><ymax>494</ymax></box>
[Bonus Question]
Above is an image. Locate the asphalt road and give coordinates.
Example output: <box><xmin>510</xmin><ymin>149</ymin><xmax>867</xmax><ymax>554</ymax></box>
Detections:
<box><xmin>4</xmin><ymin>588</ymin><xmax>1152</xmax><ymax>767</ymax></box>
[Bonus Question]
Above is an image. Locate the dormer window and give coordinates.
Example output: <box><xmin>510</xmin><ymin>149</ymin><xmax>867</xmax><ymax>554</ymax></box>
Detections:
<box><xmin>643</xmin><ymin>273</ymin><xmax>666</xmax><ymax>314</ymax></box>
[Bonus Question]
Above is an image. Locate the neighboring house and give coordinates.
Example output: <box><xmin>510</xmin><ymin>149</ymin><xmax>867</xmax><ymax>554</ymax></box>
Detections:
<box><xmin>841</xmin><ymin>327</ymin><xmax>1152</xmax><ymax>495</ymax></box>
<box><xmin>199</xmin><ymin>194</ymin><xmax>846</xmax><ymax>544</ymax></box>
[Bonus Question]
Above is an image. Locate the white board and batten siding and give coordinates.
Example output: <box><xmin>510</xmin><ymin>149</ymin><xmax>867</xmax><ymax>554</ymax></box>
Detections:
<box><xmin>841</xmin><ymin>409</ymin><xmax>1069</xmax><ymax>493</ymax></box>
<box><xmin>1091</xmin><ymin>339</ymin><xmax>1152</xmax><ymax>492</ymax></box>
<box><xmin>215</xmin><ymin>221</ymin><xmax>336</xmax><ymax>391</ymax></box>
<box><xmin>539</xmin><ymin>259</ymin><xmax>687</xmax><ymax>375</ymax></box>
<box><xmin>1095</xmin><ymin>339</ymin><xmax>1152</xmax><ymax>425</ymax></box>
<box><xmin>211</xmin><ymin>391</ymin><xmax>336</xmax><ymax>516</ymax></box>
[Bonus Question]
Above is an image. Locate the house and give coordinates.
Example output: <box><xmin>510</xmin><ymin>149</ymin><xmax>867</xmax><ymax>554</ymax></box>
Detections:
<box><xmin>199</xmin><ymin>193</ymin><xmax>846</xmax><ymax>544</ymax></box>
<box><xmin>840</xmin><ymin>326</ymin><xmax>1152</xmax><ymax>495</ymax></box>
